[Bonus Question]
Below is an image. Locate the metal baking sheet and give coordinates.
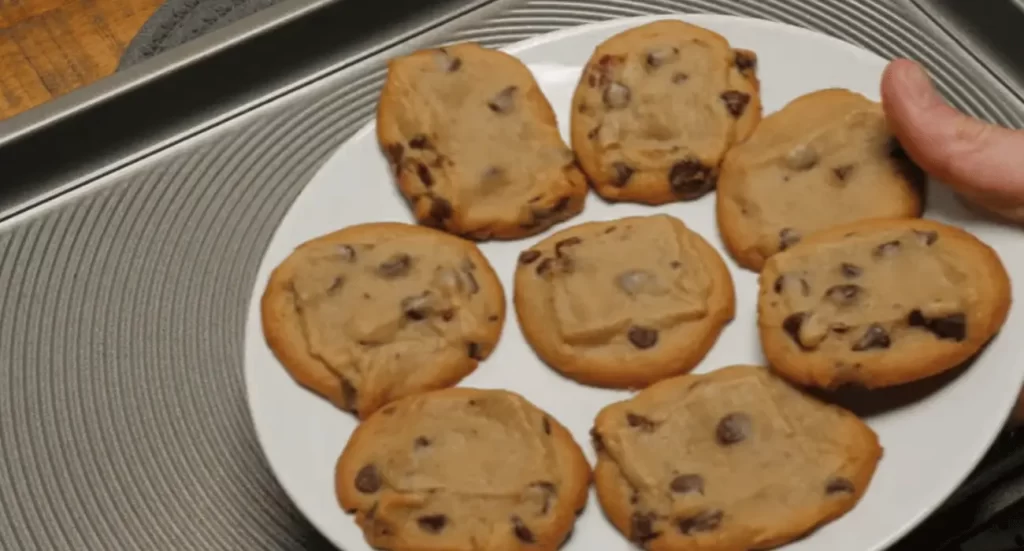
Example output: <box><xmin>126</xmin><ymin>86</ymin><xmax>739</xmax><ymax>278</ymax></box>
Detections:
<box><xmin>1</xmin><ymin>0</ymin><xmax>1022</xmax><ymax>549</ymax></box>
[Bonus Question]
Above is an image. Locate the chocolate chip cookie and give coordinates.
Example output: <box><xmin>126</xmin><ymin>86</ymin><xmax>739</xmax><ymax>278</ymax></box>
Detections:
<box><xmin>717</xmin><ymin>88</ymin><xmax>926</xmax><ymax>271</ymax></box>
<box><xmin>591</xmin><ymin>365</ymin><xmax>881</xmax><ymax>551</ymax></box>
<box><xmin>377</xmin><ymin>43</ymin><xmax>589</xmax><ymax>240</ymax></box>
<box><xmin>514</xmin><ymin>214</ymin><xmax>735</xmax><ymax>388</ymax></box>
<box><xmin>260</xmin><ymin>222</ymin><xmax>505</xmax><ymax>417</ymax></box>
<box><xmin>570</xmin><ymin>19</ymin><xmax>762</xmax><ymax>205</ymax></box>
<box><xmin>336</xmin><ymin>388</ymin><xmax>591</xmax><ymax>551</ymax></box>
<box><xmin>759</xmin><ymin>218</ymin><xmax>1011</xmax><ymax>389</ymax></box>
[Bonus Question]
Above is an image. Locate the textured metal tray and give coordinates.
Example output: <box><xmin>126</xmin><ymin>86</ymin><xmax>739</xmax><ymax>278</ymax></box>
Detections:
<box><xmin>1</xmin><ymin>0</ymin><xmax>1023</xmax><ymax>549</ymax></box>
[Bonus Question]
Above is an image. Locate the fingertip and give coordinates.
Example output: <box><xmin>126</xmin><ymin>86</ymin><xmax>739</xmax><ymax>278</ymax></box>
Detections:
<box><xmin>881</xmin><ymin>59</ymin><xmax>938</xmax><ymax>117</ymax></box>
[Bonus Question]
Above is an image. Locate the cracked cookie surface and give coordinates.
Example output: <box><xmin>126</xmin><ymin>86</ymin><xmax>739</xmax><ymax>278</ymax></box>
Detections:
<box><xmin>591</xmin><ymin>365</ymin><xmax>881</xmax><ymax>551</ymax></box>
<box><xmin>261</xmin><ymin>222</ymin><xmax>505</xmax><ymax>418</ymax></box>
<box><xmin>758</xmin><ymin>218</ymin><xmax>1011</xmax><ymax>389</ymax></box>
<box><xmin>377</xmin><ymin>43</ymin><xmax>588</xmax><ymax>240</ymax></box>
<box><xmin>717</xmin><ymin>88</ymin><xmax>925</xmax><ymax>271</ymax></box>
<box><xmin>570</xmin><ymin>20</ymin><xmax>762</xmax><ymax>206</ymax></box>
<box><xmin>514</xmin><ymin>214</ymin><xmax>734</xmax><ymax>388</ymax></box>
<box><xmin>336</xmin><ymin>388</ymin><xmax>591</xmax><ymax>551</ymax></box>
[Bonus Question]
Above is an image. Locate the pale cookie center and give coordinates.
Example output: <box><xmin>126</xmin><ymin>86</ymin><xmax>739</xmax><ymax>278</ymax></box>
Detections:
<box><xmin>740</xmin><ymin>108</ymin><xmax>912</xmax><ymax>254</ymax></box>
<box><xmin>581</xmin><ymin>40</ymin><xmax>751</xmax><ymax>198</ymax></box>
<box><xmin>597</xmin><ymin>371</ymin><xmax>860</xmax><ymax>543</ymax></box>
<box><xmin>772</xmin><ymin>229</ymin><xmax>970</xmax><ymax>352</ymax></box>
<box><xmin>540</xmin><ymin>218</ymin><xmax>711</xmax><ymax>348</ymax></box>
<box><xmin>388</xmin><ymin>50</ymin><xmax>578</xmax><ymax>225</ymax></box>
<box><xmin>352</xmin><ymin>395</ymin><xmax>563</xmax><ymax>545</ymax></box>
<box><xmin>289</xmin><ymin>242</ymin><xmax>489</xmax><ymax>375</ymax></box>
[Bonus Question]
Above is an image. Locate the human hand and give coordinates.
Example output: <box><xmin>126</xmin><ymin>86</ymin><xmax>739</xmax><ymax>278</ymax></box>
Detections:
<box><xmin>881</xmin><ymin>58</ymin><xmax>1024</xmax><ymax>426</ymax></box>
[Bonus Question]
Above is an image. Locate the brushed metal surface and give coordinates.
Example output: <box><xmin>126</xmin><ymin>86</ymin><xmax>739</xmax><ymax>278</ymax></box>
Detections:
<box><xmin>1</xmin><ymin>1</ymin><xmax>1021</xmax><ymax>549</ymax></box>
<box><xmin>911</xmin><ymin>0</ymin><xmax>1024</xmax><ymax>105</ymax></box>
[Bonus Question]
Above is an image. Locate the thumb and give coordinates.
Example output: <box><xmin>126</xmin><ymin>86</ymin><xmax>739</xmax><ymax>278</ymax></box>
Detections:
<box><xmin>881</xmin><ymin>59</ymin><xmax>1024</xmax><ymax>209</ymax></box>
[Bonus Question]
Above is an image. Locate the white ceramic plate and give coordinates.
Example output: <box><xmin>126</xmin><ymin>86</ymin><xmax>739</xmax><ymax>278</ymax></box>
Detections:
<box><xmin>244</xmin><ymin>14</ymin><xmax>1024</xmax><ymax>551</ymax></box>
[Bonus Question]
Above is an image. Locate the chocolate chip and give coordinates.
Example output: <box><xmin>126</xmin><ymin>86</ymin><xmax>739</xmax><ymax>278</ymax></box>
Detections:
<box><xmin>384</xmin><ymin>143</ymin><xmax>404</xmax><ymax>170</ymax></box>
<box><xmin>672</xmin><ymin>72</ymin><xmax>689</xmax><ymax>84</ymax></box>
<box><xmin>783</xmin><ymin>312</ymin><xmax>810</xmax><ymax>350</ymax></box>
<box><xmin>355</xmin><ymin>464</ymin><xmax>382</xmax><ymax>493</ymax></box>
<box><xmin>377</xmin><ymin>253</ymin><xmax>412</xmax><ymax>278</ymax></box>
<box><xmin>670</xmin><ymin>474</ymin><xmax>704</xmax><ymax>495</ymax></box>
<box><xmin>825</xmin><ymin>284</ymin><xmax>863</xmax><ymax>306</ymax></box>
<box><xmin>435</xmin><ymin>49</ymin><xmax>461</xmax><ymax>72</ymax></box>
<box><xmin>591</xmin><ymin>428</ymin><xmax>605</xmax><ymax>452</ymax></box>
<box><xmin>914</xmin><ymin>229</ymin><xmax>938</xmax><ymax>246</ymax></box>
<box><xmin>587</xmin><ymin>125</ymin><xmax>601</xmax><ymax>140</ymax></box>
<box><xmin>414</xmin><ymin>436</ymin><xmax>431</xmax><ymax>448</ymax></box>
<box><xmin>462</xmin><ymin>270</ymin><xmax>479</xmax><ymax>295</ymax></box>
<box><xmin>549</xmin><ymin>196</ymin><xmax>571</xmax><ymax>214</ymax></box>
<box><xmin>908</xmin><ymin>311</ymin><xmax>967</xmax><ymax>341</ymax></box>
<box><xmin>338</xmin><ymin>245</ymin><xmax>357</xmax><ymax>262</ymax></box>
<box><xmin>409</xmin><ymin>134</ymin><xmax>431</xmax><ymax>149</ymax></box>
<box><xmin>840</xmin><ymin>263</ymin><xmax>862</xmax><ymax>278</ymax></box>
<box><xmin>402</xmin><ymin>293</ymin><xmax>433</xmax><ymax>321</ymax></box>
<box><xmin>735</xmin><ymin>50</ymin><xmax>757</xmax><ymax>71</ymax></box>
<box><xmin>626</xmin><ymin>413</ymin><xmax>657</xmax><ymax>432</ymax></box>
<box><xmin>418</xmin><ymin>514</ymin><xmax>447</xmax><ymax>533</ymax></box>
<box><xmin>669</xmin><ymin>158</ymin><xmax>716</xmax><ymax>199</ymax></box>
<box><xmin>873</xmin><ymin>240</ymin><xmax>902</xmax><ymax>258</ymax></box>
<box><xmin>826</xmin><ymin>477</ymin><xmax>855</xmax><ymax>495</ymax></box>
<box><xmin>611</xmin><ymin>162</ymin><xmax>635</xmax><ymax>187</ymax></box>
<box><xmin>603</xmin><ymin>82</ymin><xmax>631</xmax><ymax>109</ymax></box>
<box><xmin>628</xmin><ymin>326</ymin><xmax>659</xmax><ymax>349</ymax></box>
<box><xmin>617</xmin><ymin>270</ymin><xmax>657</xmax><ymax>297</ymax></box>
<box><xmin>646</xmin><ymin>46</ymin><xmax>678</xmax><ymax>69</ymax></box>
<box><xmin>428</xmin><ymin>196</ymin><xmax>453</xmax><ymax>223</ymax></box>
<box><xmin>778</xmin><ymin>228</ymin><xmax>801</xmax><ymax>251</ymax></box>
<box><xmin>852</xmin><ymin>324</ymin><xmax>891</xmax><ymax>351</ymax></box>
<box><xmin>555</xmin><ymin>237</ymin><xmax>582</xmax><ymax>257</ymax></box>
<box><xmin>467</xmin><ymin>342</ymin><xmax>484</xmax><ymax>360</ymax></box>
<box><xmin>631</xmin><ymin>512</ymin><xmax>661</xmax><ymax>544</ymax></box>
<box><xmin>785</xmin><ymin>145</ymin><xmax>818</xmax><ymax>171</ymax></box>
<box><xmin>716</xmin><ymin>412</ymin><xmax>752</xmax><ymax>445</ymax></box>
<box><xmin>542</xmin><ymin>417</ymin><xmax>552</xmax><ymax>435</ymax></box>
<box><xmin>720</xmin><ymin>91</ymin><xmax>751</xmax><ymax>117</ymax></box>
<box><xmin>531</xmin><ymin>480</ymin><xmax>557</xmax><ymax>493</ymax></box>
<box><xmin>833</xmin><ymin>164</ymin><xmax>855</xmax><ymax>181</ymax></box>
<box><xmin>531</xmin><ymin>481</ymin><xmax>557</xmax><ymax>514</ymax></box>
<box><xmin>487</xmin><ymin>85</ymin><xmax>518</xmax><ymax>113</ymax></box>
<box><xmin>831</xmin><ymin>323</ymin><xmax>852</xmax><ymax>334</ymax></box>
<box><xmin>536</xmin><ymin>258</ymin><xmax>554</xmax><ymax>277</ymax></box>
<box><xmin>512</xmin><ymin>516</ymin><xmax>535</xmax><ymax>543</ymax></box>
<box><xmin>773</xmin><ymin>274</ymin><xmax>810</xmax><ymax>296</ymax></box>
<box><xmin>519</xmin><ymin>250</ymin><xmax>541</xmax><ymax>265</ymax></box>
<box><xmin>678</xmin><ymin>509</ymin><xmax>723</xmax><ymax>535</ymax></box>
<box><xmin>416</xmin><ymin>162</ymin><xmax>434</xmax><ymax>188</ymax></box>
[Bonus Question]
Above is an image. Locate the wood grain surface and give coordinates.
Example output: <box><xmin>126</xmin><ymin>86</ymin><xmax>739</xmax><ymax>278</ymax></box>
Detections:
<box><xmin>0</xmin><ymin>0</ymin><xmax>163</xmax><ymax>121</ymax></box>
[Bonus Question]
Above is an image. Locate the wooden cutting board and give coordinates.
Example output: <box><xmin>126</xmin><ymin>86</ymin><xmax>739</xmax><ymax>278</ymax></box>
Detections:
<box><xmin>0</xmin><ymin>0</ymin><xmax>162</xmax><ymax>121</ymax></box>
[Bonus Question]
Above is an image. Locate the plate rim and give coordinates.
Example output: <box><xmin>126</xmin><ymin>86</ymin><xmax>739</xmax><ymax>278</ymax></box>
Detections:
<box><xmin>243</xmin><ymin>12</ymin><xmax>1019</xmax><ymax>551</ymax></box>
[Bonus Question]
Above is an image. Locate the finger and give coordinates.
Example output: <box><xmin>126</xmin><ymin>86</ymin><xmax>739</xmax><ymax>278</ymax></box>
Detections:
<box><xmin>881</xmin><ymin>59</ymin><xmax>1024</xmax><ymax>205</ymax></box>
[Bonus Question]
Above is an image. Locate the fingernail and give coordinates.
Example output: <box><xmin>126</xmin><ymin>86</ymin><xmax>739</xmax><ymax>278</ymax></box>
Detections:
<box><xmin>898</xmin><ymin>61</ymin><xmax>939</xmax><ymax>105</ymax></box>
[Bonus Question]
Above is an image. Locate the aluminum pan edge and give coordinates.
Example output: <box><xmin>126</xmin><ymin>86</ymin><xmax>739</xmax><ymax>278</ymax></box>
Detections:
<box><xmin>0</xmin><ymin>1</ymin><xmax>1021</xmax><ymax>550</ymax></box>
